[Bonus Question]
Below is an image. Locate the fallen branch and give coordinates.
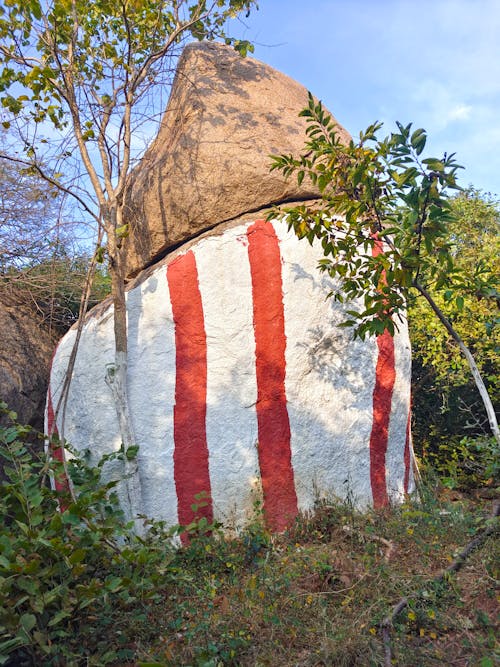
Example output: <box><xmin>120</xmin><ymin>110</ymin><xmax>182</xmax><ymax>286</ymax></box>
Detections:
<box><xmin>342</xmin><ymin>524</ymin><xmax>396</xmax><ymax>562</ymax></box>
<box><xmin>379</xmin><ymin>500</ymin><xmax>499</xmax><ymax>667</ymax></box>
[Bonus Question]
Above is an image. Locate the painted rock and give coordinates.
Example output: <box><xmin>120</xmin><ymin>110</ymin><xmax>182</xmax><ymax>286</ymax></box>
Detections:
<box><xmin>46</xmin><ymin>219</ymin><xmax>414</xmax><ymax>532</ymax></box>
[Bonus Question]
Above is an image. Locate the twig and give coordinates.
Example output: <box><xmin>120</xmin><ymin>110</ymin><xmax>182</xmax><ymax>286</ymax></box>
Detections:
<box><xmin>342</xmin><ymin>525</ymin><xmax>396</xmax><ymax>562</ymax></box>
<box><xmin>292</xmin><ymin>571</ymin><xmax>369</xmax><ymax>596</ymax></box>
<box><xmin>379</xmin><ymin>501</ymin><xmax>499</xmax><ymax>666</ymax></box>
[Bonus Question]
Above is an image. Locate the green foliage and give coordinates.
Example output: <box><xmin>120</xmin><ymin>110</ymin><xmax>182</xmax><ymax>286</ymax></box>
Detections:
<box><xmin>0</xmin><ymin>157</ymin><xmax>60</xmax><ymax>271</ymax></box>
<box><xmin>1</xmin><ymin>405</ymin><xmax>497</xmax><ymax>665</ymax></box>
<box><xmin>0</xmin><ymin>0</ymin><xmax>256</xmax><ymax>144</ymax></box>
<box><xmin>0</xmin><ymin>402</ymin><xmax>181</xmax><ymax>666</ymax></box>
<box><xmin>0</xmin><ymin>0</ymin><xmax>258</xmax><ymax>292</ymax></box>
<box><xmin>270</xmin><ymin>93</ymin><xmax>464</xmax><ymax>339</ymax></box>
<box><xmin>270</xmin><ymin>94</ymin><xmax>499</xmax><ymax>448</ymax></box>
<box><xmin>0</xmin><ymin>153</ymin><xmax>111</xmax><ymax>332</ymax></box>
<box><xmin>410</xmin><ymin>189</ymin><xmax>499</xmax><ymax>458</ymax></box>
<box><xmin>1</xmin><ymin>254</ymin><xmax>111</xmax><ymax>332</ymax></box>
<box><xmin>410</xmin><ymin>190</ymin><xmax>499</xmax><ymax>389</ymax></box>
<box><xmin>429</xmin><ymin>436</ymin><xmax>499</xmax><ymax>491</ymax></box>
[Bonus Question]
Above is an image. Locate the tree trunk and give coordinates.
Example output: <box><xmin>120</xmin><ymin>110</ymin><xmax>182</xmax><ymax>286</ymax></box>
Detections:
<box><xmin>413</xmin><ymin>280</ymin><xmax>500</xmax><ymax>447</ymax></box>
<box><xmin>105</xmin><ymin>214</ymin><xmax>143</xmax><ymax>532</ymax></box>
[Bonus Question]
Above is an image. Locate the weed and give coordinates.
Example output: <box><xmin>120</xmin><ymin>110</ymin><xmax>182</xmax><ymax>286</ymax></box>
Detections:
<box><xmin>1</xmin><ymin>404</ymin><xmax>497</xmax><ymax>666</ymax></box>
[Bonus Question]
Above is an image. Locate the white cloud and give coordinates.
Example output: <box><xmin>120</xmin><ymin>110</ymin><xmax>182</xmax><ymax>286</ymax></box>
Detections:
<box><xmin>406</xmin><ymin>80</ymin><xmax>476</xmax><ymax>130</ymax></box>
<box><xmin>447</xmin><ymin>104</ymin><xmax>473</xmax><ymax>122</ymax></box>
<box><xmin>231</xmin><ymin>0</ymin><xmax>500</xmax><ymax>193</ymax></box>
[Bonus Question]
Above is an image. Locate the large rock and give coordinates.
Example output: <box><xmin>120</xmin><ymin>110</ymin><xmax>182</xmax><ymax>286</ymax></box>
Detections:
<box><xmin>47</xmin><ymin>218</ymin><xmax>413</xmax><ymax>533</ymax></box>
<box><xmin>123</xmin><ymin>41</ymin><xmax>350</xmax><ymax>278</ymax></box>
<box><xmin>0</xmin><ymin>288</ymin><xmax>58</xmax><ymax>431</ymax></box>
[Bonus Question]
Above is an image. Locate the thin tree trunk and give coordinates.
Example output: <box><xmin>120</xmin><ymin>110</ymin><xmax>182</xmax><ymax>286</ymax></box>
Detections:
<box><xmin>53</xmin><ymin>234</ymin><xmax>103</xmax><ymax>504</ymax></box>
<box><xmin>105</xmin><ymin>220</ymin><xmax>142</xmax><ymax>533</ymax></box>
<box><xmin>413</xmin><ymin>280</ymin><xmax>500</xmax><ymax>447</ymax></box>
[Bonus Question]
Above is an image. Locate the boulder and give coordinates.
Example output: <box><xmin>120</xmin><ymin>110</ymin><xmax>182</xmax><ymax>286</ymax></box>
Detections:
<box><xmin>47</xmin><ymin>218</ymin><xmax>413</xmax><ymax>533</ymax></box>
<box><xmin>123</xmin><ymin>41</ymin><xmax>350</xmax><ymax>278</ymax></box>
<box><xmin>0</xmin><ymin>288</ymin><xmax>58</xmax><ymax>432</ymax></box>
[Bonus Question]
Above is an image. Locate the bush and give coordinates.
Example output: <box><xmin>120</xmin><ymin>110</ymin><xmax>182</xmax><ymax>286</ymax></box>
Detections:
<box><xmin>1</xmin><ymin>404</ymin><xmax>497</xmax><ymax>666</ymax></box>
<box><xmin>429</xmin><ymin>435</ymin><xmax>499</xmax><ymax>491</ymax></box>
<box><xmin>0</xmin><ymin>403</ymin><xmax>180</xmax><ymax>666</ymax></box>
<box><xmin>0</xmin><ymin>256</ymin><xmax>110</xmax><ymax>334</ymax></box>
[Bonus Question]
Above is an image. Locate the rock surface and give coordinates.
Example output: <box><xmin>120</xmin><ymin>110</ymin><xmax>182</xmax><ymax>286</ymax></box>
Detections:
<box><xmin>46</xmin><ymin>47</ymin><xmax>413</xmax><ymax>533</ymax></box>
<box><xmin>48</xmin><ymin>218</ymin><xmax>413</xmax><ymax>533</ymax></box>
<box><xmin>0</xmin><ymin>289</ymin><xmax>58</xmax><ymax>431</ymax></box>
<box><xmin>123</xmin><ymin>41</ymin><xmax>350</xmax><ymax>278</ymax></box>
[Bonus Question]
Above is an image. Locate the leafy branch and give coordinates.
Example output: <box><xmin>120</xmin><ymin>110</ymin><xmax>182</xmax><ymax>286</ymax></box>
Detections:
<box><xmin>270</xmin><ymin>93</ymin><xmax>499</xmax><ymax>445</ymax></box>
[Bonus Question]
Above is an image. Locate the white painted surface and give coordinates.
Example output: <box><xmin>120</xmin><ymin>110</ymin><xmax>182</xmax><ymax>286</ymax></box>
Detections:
<box><xmin>194</xmin><ymin>230</ymin><xmax>260</xmax><ymax>528</ymax></box>
<box><xmin>386</xmin><ymin>313</ymin><xmax>413</xmax><ymax>500</ymax></box>
<box><xmin>275</xmin><ymin>224</ymin><xmax>378</xmax><ymax>509</ymax></box>
<box><xmin>47</xmin><ymin>219</ymin><xmax>414</xmax><ymax>530</ymax></box>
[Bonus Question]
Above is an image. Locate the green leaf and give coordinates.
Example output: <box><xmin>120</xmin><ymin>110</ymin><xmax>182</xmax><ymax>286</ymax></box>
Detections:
<box><xmin>0</xmin><ymin>636</ymin><xmax>28</xmax><ymax>657</ymax></box>
<box><xmin>48</xmin><ymin>609</ymin><xmax>71</xmax><ymax>627</ymax></box>
<box><xmin>422</xmin><ymin>158</ymin><xmax>445</xmax><ymax>172</ymax></box>
<box><xmin>20</xmin><ymin>613</ymin><xmax>36</xmax><ymax>633</ymax></box>
<box><xmin>68</xmin><ymin>548</ymin><xmax>86</xmax><ymax>564</ymax></box>
<box><xmin>105</xmin><ymin>576</ymin><xmax>123</xmax><ymax>592</ymax></box>
<box><xmin>479</xmin><ymin>658</ymin><xmax>494</xmax><ymax>667</ymax></box>
<box><xmin>410</xmin><ymin>128</ymin><xmax>427</xmax><ymax>155</ymax></box>
<box><xmin>125</xmin><ymin>445</ymin><xmax>139</xmax><ymax>461</ymax></box>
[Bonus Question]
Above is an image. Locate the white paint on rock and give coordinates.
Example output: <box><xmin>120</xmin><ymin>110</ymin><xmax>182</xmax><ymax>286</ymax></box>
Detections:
<box><xmin>47</xmin><ymin>219</ymin><xmax>414</xmax><ymax>530</ymax></box>
<box><xmin>275</xmin><ymin>224</ymin><xmax>378</xmax><ymax>508</ymax></box>
<box><xmin>386</xmin><ymin>314</ymin><xmax>413</xmax><ymax>500</ymax></box>
<box><xmin>194</xmin><ymin>230</ymin><xmax>260</xmax><ymax>528</ymax></box>
<box><xmin>125</xmin><ymin>270</ymin><xmax>178</xmax><ymax>526</ymax></box>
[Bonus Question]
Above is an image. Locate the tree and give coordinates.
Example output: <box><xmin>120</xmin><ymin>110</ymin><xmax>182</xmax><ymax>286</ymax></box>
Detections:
<box><xmin>409</xmin><ymin>189</ymin><xmax>499</xmax><ymax>469</ymax></box>
<box><xmin>0</xmin><ymin>155</ymin><xmax>61</xmax><ymax>270</ymax></box>
<box><xmin>0</xmin><ymin>0</ymin><xmax>257</xmax><ymax>526</ymax></box>
<box><xmin>270</xmin><ymin>94</ymin><xmax>499</xmax><ymax>447</ymax></box>
<box><xmin>0</xmin><ymin>154</ymin><xmax>109</xmax><ymax>332</ymax></box>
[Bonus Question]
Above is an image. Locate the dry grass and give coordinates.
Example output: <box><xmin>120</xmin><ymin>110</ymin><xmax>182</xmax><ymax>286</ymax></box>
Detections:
<box><xmin>133</xmin><ymin>490</ymin><xmax>499</xmax><ymax>667</ymax></box>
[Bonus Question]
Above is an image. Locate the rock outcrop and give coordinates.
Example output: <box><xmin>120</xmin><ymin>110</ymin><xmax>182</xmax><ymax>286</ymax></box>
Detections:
<box><xmin>48</xmin><ymin>219</ymin><xmax>413</xmax><ymax>532</ymax></box>
<box><xmin>0</xmin><ymin>288</ymin><xmax>58</xmax><ymax>431</ymax></box>
<box><xmin>123</xmin><ymin>41</ymin><xmax>350</xmax><ymax>278</ymax></box>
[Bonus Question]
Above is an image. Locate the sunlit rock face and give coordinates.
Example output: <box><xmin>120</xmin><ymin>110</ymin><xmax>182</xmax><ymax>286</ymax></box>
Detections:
<box><xmin>122</xmin><ymin>41</ymin><xmax>350</xmax><ymax>279</ymax></box>
<box><xmin>47</xmin><ymin>218</ymin><xmax>413</xmax><ymax>532</ymax></box>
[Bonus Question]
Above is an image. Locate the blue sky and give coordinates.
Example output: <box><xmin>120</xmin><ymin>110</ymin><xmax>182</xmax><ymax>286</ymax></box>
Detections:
<box><xmin>230</xmin><ymin>0</ymin><xmax>500</xmax><ymax>196</ymax></box>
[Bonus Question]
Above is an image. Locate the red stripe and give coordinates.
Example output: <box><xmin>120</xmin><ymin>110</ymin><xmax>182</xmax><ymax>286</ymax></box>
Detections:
<box><xmin>247</xmin><ymin>220</ymin><xmax>298</xmax><ymax>532</ymax></box>
<box><xmin>46</xmin><ymin>376</ymin><xmax>71</xmax><ymax>503</ymax></box>
<box><xmin>403</xmin><ymin>403</ymin><xmax>412</xmax><ymax>494</ymax></box>
<box><xmin>369</xmin><ymin>239</ymin><xmax>395</xmax><ymax>508</ymax></box>
<box><xmin>167</xmin><ymin>251</ymin><xmax>213</xmax><ymax>536</ymax></box>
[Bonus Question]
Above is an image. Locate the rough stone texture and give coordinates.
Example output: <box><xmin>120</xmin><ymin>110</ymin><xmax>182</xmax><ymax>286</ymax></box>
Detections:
<box><xmin>123</xmin><ymin>41</ymin><xmax>350</xmax><ymax>278</ymax></box>
<box><xmin>0</xmin><ymin>289</ymin><xmax>58</xmax><ymax>431</ymax></box>
<box><xmin>48</xmin><ymin>219</ymin><xmax>413</xmax><ymax>532</ymax></box>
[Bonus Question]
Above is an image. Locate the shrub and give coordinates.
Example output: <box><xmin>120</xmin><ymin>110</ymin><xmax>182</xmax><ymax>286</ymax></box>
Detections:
<box><xmin>429</xmin><ymin>435</ymin><xmax>499</xmax><ymax>491</ymax></box>
<box><xmin>0</xmin><ymin>403</ymin><xmax>180</xmax><ymax>666</ymax></box>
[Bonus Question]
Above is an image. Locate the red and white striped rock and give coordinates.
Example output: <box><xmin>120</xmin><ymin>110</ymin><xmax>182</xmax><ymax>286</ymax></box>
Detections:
<box><xmin>46</xmin><ymin>219</ymin><xmax>414</xmax><ymax>532</ymax></box>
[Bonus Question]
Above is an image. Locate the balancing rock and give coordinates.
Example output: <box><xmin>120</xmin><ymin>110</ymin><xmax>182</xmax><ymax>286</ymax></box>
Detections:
<box><xmin>123</xmin><ymin>41</ymin><xmax>350</xmax><ymax>278</ymax></box>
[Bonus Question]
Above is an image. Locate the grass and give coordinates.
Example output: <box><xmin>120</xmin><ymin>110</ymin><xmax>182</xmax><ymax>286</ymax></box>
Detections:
<box><xmin>132</xmin><ymin>488</ymin><xmax>498</xmax><ymax>667</ymax></box>
<box><xmin>1</xmin><ymin>407</ymin><xmax>498</xmax><ymax>666</ymax></box>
